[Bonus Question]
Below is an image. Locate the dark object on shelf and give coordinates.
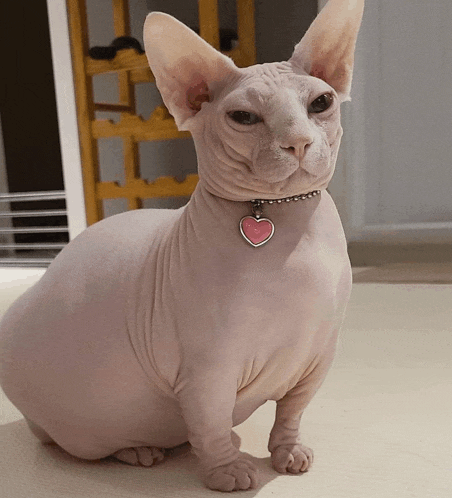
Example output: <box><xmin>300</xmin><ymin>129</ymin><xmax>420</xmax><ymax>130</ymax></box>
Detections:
<box><xmin>191</xmin><ymin>27</ymin><xmax>238</xmax><ymax>52</ymax></box>
<box><xmin>89</xmin><ymin>36</ymin><xmax>145</xmax><ymax>60</ymax></box>
<box><xmin>89</xmin><ymin>28</ymin><xmax>238</xmax><ymax>62</ymax></box>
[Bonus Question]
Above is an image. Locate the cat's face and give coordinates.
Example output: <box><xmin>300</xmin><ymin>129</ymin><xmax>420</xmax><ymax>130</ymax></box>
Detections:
<box><xmin>144</xmin><ymin>0</ymin><xmax>364</xmax><ymax>200</ymax></box>
<box><xmin>190</xmin><ymin>62</ymin><xmax>343</xmax><ymax>200</ymax></box>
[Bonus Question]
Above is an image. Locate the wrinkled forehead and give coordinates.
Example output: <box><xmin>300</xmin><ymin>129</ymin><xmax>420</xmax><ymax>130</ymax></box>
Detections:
<box><xmin>218</xmin><ymin>61</ymin><xmax>333</xmax><ymax>107</ymax></box>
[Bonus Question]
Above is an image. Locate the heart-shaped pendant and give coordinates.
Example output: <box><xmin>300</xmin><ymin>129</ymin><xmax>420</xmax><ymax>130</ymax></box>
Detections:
<box><xmin>240</xmin><ymin>216</ymin><xmax>275</xmax><ymax>247</ymax></box>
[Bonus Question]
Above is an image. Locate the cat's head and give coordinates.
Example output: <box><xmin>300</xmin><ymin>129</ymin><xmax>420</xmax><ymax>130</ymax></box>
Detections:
<box><xmin>144</xmin><ymin>0</ymin><xmax>364</xmax><ymax>201</ymax></box>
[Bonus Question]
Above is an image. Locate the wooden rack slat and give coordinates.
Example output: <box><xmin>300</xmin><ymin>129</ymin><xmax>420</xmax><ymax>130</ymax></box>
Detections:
<box><xmin>92</xmin><ymin>106</ymin><xmax>190</xmax><ymax>141</ymax></box>
<box><xmin>94</xmin><ymin>103</ymin><xmax>133</xmax><ymax>112</ymax></box>
<box><xmin>97</xmin><ymin>175</ymin><xmax>199</xmax><ymax>200</ymax></box>
<box><xmin>86</xmin><ymin>51</ymin><xmax>152</xmax><ymax>76</ymax></box>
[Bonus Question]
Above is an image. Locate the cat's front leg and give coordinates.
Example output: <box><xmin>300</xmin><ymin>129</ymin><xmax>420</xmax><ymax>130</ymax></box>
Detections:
<box><xmin>268</xmin><ymin>399</ymin><xmax>314</xmax><ymax>474</ymax></box>
<box><xmin>268</xmin><ymin>356</ymin><xmax>333</xmax><ymax>474</ymax></box>
<box><xmin>176</xmin><ymin>369</ymin><xmax>259</xmax><ymax>491</ymax></box>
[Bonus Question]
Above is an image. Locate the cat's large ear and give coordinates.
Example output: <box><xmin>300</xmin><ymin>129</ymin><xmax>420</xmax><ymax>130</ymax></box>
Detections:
<box><xmin>289</xmin><ymin>0</ymin><xmax>364</xmax><ymax>101</ymax></box>
<box><xmin>144</xmin><ymin>12</ymin><xmax>240</xmax><ymax>130</ymax></box>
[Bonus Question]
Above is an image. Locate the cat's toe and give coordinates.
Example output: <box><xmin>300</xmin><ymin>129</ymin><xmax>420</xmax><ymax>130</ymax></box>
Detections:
<box><xmin>271</xmin><ymin>444</ymin><xmax>313</xmax><ymax>474</ymax></box>
<box><xmin>205</xmin><ymin>458</ymin><xmax>259</xmax><ymax>491</ymax></box>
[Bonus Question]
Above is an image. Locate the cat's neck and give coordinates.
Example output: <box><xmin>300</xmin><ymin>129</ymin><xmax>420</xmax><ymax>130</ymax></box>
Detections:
<box><xmin>180</xmin><ymin>182</ymin><xmax>324</xmax><ymax>250</ymax></box>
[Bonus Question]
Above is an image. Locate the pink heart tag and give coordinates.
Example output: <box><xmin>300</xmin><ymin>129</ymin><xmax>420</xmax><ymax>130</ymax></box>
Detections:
<box><xmin>240</xmin><ymin>216</ymin><xmax>275</xmax><ymax>247</ymax></box>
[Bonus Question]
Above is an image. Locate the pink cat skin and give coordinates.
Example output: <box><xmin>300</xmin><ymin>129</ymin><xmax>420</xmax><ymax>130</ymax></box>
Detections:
<box><xmin>0</xmin><ymin>0</ymin><xmax>364</xmax><ymax>491</ymax></box>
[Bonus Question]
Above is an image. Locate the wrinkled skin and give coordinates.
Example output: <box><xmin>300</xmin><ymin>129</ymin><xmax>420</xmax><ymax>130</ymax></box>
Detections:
<box><xmin>0</xmin><ymin>0</ymin><xmax>364</xmax><ymax>492</ymax></box>
<box><xmin>192</xmin><ymin>63</ymin><xmax>343</xmax><ymax>201</ymax></box>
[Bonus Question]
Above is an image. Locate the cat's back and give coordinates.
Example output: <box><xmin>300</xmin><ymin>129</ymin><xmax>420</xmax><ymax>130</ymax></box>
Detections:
<box><xmin>1</xmin><ymin>206</ymin><xmax>181</xmax><ymax>319</ymax></box>
<box><xmin>0</xmin><ymin>207</ymin><xmax>181</xmax><ymax>403</ymax></box>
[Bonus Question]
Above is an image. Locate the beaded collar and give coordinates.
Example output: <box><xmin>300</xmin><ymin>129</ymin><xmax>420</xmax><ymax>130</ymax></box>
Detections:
<box><xmin>240</xmin><ymin>190</ymin><xmax>321</xmax><ymax>247</ymax></box>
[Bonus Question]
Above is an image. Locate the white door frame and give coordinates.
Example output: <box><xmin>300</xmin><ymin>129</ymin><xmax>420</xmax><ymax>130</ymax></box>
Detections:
<box><xmin>0</xmin><ymin>114</ymin><xmax>14</xmax><ymax>253</ymax></box>
<box><xmin>46</xmin><ymin>0</ymin><xmax>87</xmax><ymax>240</ymax></box>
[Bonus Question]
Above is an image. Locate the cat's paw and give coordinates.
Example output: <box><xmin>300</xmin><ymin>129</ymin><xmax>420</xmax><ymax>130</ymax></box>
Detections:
<box><xmin>205</xmin><ymin>458</ymin><xmax>259</xmax><ymax>492</ymax></box>
<box><xmin>112</xmin><ymin>446</ymin><xmax>165</xmax><ymax>467</ymax></box>
<box><xmin>271</xmin><ymin>444</ymin><xmax>313</xmax><ymax>474</ymax></box>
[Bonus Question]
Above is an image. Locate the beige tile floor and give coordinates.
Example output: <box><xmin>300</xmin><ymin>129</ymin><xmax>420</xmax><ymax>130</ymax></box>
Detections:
<box><xmin>1</xmin><ymin>266</ymin><xmax>451</xmax><ymax>497</ymax></box>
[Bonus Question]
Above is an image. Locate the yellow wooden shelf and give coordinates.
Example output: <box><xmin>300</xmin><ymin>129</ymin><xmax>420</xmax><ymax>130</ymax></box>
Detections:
<box><xmin>130</xmin><ymin>67</ymin><xmax>153</xmax><ymax>84</ymax></box>
<box><xmin>92</xmin><ymin>105</ymin><xmax>190</xmax><ymax>141</ymax></box>
<box><xmin>86</xmin><ymin>50</ymin><xmax>149</xmax><ymax>75</ymax></box>
<box><xmin>97</xmin><ymin>175</ymin><xmax>199</xmax><ymax>199</ymax></box>
<box><xmin>86</xmin><ymin>50</ymin><xmax>153</xmax><ymax>84</ymax></box>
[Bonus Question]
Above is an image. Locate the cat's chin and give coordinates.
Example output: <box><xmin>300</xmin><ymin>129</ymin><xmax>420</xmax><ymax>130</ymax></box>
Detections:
<box><xmin>252</xmin><ymin>167</ymin><xmax>332</xmax><ymax>200</ymax></box>
<box><xmin>200</xmin><ymin>163</ymin><xmax>333</xmax><ymax>202</ymax></box>
<box><xmin>247</xmin><ymin>157</ymin><xmax>333</xmax><ymax>195</ymax></box>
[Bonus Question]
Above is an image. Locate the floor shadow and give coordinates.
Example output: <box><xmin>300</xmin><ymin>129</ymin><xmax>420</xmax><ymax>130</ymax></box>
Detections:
<box><xmin>1</xmin><ymin>421</ymin><xmax>286</xmax><ymax>496</ymax></box>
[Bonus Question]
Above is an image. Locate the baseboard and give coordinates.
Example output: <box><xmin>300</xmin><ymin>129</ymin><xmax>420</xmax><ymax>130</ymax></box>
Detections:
<box><xmin>348</xmin><ymin>242</ymin><xmax>452</xmax><ymax>267</ymax></box>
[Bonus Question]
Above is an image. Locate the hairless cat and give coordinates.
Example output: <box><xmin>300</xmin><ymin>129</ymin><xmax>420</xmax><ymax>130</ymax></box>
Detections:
<box><xmin>0</xmin><ymin>0</ymin><xmax>364</xmax><ymax>491</ymax></box>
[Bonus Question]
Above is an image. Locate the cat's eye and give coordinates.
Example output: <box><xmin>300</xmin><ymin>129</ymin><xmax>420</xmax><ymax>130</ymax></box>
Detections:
<box><xmin>227</xmin><ymin>111</ymin><xmax>262</xmax><ymax>125</ymax></box>
<box><xmin>308</xmin><ymin>93</ymin><xmax>334</xmax><ymax>113</ymax></box>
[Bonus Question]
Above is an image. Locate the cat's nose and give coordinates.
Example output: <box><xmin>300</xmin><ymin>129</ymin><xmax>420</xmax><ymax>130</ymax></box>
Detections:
<box><xmin>279</xmin><ymin>135</ymin><xmax>313</xmax><ymax>158</ymax></box>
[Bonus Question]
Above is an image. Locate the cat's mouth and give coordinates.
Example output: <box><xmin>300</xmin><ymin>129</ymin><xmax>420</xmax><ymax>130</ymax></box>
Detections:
<box><xmin>249</xmin><ymin>156</ymin><xmax>301</xmax><ymax>184</ymax></box>
<box><xmin>250</xmin><ymin>152</ymin><xmax>331</xmax><ymax>187</ymax></box>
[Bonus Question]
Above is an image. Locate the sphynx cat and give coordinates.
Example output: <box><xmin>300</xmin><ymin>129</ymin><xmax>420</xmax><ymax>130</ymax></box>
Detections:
<box><xmin>0</xmin><ymin>0</ymin><xmax>364</xmax><ymax>491</ymax></box>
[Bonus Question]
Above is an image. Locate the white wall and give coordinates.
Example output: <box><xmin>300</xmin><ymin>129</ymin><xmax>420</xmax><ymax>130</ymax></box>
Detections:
<box><xmin>332</xmin><ymin>0</ymin><xmax>452</xmax><ymax>244</ymax></box>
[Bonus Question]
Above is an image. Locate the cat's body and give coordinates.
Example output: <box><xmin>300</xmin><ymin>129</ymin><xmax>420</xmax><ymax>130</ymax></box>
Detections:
<box><xmin>0</xmin><ymin>0</ymin><xmax>364</xmax><ymax>491</ymax></box>
<box><xmin>0</xmin><ymin>187</ymin><xmax>350</xmax><ymax>454</ymax></box>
